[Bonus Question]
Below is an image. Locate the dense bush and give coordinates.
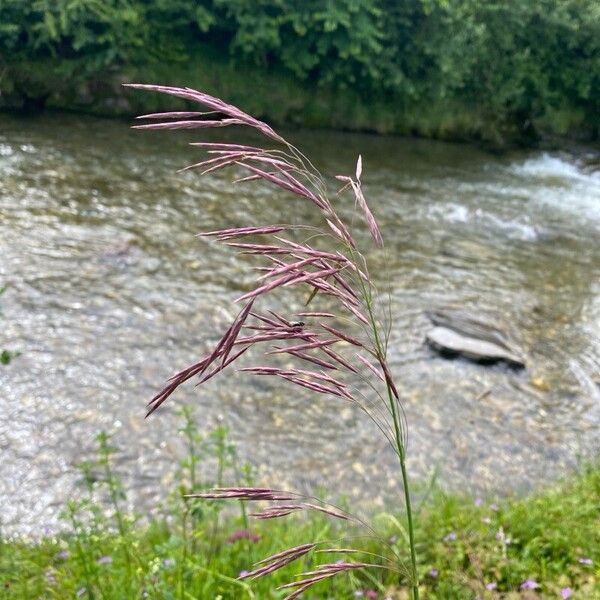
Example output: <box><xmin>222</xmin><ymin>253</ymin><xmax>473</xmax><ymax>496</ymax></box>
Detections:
<box><xmin>1</xmin><ymin>1</ymin><xmax>599</xmax><ymax>140</ymax></box>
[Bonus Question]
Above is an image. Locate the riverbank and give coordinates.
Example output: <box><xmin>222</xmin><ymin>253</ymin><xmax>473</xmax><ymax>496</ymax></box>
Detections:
<box><xmin>1</xmin><ymin>51</ymin><xmax>595</xmax><ymax>149</ymax></box>
<box><xmin>3</xmin><ymin>434</ymin><xmax>598</xmax><ymax>599</ymax></box>
<box><xmin>4</xmin><ymin>0</ymin><xmax>599</xmax><ymax>149</ymax></box>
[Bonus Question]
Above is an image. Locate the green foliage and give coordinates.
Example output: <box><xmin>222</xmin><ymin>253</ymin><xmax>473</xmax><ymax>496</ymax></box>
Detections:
<box><xmin>211</xmin><ymin>0</ymin><xmax>387</xmax><ymax>88</ymax></box>
<box><xmin>1</xmin><ymin>0</ymin><xmax>599</xmax><ymax>141</ymax></box>
<box><xmin>415</xmin><ymin>465</ymin><xmax>600</xmax><ymax>597</ymax></box>
<box><xmin>0</xmin><ymin>286</ymin><xmax>18</xmax><ymax>365</ymax></box>
<box><xmin>1</xmin><ymin>414</ymin><xmax>599</xmax><ymax>598</ymax></box>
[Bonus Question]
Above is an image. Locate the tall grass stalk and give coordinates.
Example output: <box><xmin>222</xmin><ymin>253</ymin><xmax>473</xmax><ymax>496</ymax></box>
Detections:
<box><xmin>125</xmin><ymin>83</ymin><xmax>419</xmax><ymax>598</ymax></box>
<box><xmin>96</xmin><ymin>433</ymin><xmax>134</xmax><ymax>594</ymax></box>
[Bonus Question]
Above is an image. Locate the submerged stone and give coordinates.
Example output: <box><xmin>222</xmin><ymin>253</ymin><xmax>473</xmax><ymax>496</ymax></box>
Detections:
<box><xmin>425</xmin><ymin>309</ymin><xmax>525</xmax><ymax>368</ymax></box>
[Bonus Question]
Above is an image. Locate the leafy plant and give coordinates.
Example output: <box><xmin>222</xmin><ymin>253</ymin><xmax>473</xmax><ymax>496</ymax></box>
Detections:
<box><xmin>0</xmin><ymin>286</ymin><xmax>18</xmax><ymax>365</ymax></box>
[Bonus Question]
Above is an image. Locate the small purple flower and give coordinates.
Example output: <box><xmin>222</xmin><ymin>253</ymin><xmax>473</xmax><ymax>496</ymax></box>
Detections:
<box><xmin>578</xmin><ymin>557</ymin><xmax>592</xmax><ymax>565</ymax></box>
<box><xmin>443</xmin><ymin>532</ymin><xmax>457</xmax><ymax>542</ymax></box>
<box><xmin>162</xmin><ymin>558</ymin><xmax>175</xmax><ymax>568</ymax></box>
<box><xmin>494</xmin><ymin>527</ymin><xmax>511</xmax><ymax>544</ymax></box>
<box><xmin>485</xmin><ymin>582</ymin><xmax>497</xmax><ymax>590</ymax></box>
<box><xmin>97</xmin><ymin>555</ymin><xmax>112</xmax><ymax>565</ymax></box>
<box><xmin>239</xmin><ymin>570</ymin><xmax>249</xmax><ymax>578</ymax></box>
<box><xmin>474</xmin><ymin>497</ymin><xmax>483</xmax><ymax>507</ymax></box>
<box><xmin>365</xmin><ymin>591</ymin><xmax>378</xmax><ymax>600</ymax></box>
<box><xmin>520</xmin><ymin>579</ymin><xmax>539</xmax><ymax>590</ymax></box>
<box><xmin>428</xmin><ymin>569</ymin><xmax>439</xmax><ymax>578</ymax></box>
<box><xmin>56</xmin><ymin>550</ymin><xmax>70</xmax><ymax>560</ymax></box>
<box><xmin>490</xmin><ymin>503</ymin><xmax>499</xmax><ymax>512</ymax></box>
<box><xmin>76</xmin><ymin>588</ymin><xmax>86</xmax><ymax>598</ymax></box>
<box><xmin>388</xmin><ymin>535</ymin><xmax>398</xmax><ymax>544</ymax></box>
<box><xmin>44</xmin><ymin>569</ymin><xmax>57</xmax><ymax>585</ymax></box>
<box><xmin>561</xmin><ymin>588</ymin><xmax>573</xmax><ymax>599</ymax></box>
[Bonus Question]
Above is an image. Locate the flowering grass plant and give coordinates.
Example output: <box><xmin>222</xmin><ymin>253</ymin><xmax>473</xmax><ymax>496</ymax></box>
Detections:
<box><xmin>125</xmin><ymin>83</ymin><xmax>419</xmax><ymax>598</ymax></box>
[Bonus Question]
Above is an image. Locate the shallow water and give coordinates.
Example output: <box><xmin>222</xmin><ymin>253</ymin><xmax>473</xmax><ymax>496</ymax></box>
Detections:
<box><xmin>1</xmin><ymin>113</ymin><xmax>599</xmax><ymax>534</ymax></box>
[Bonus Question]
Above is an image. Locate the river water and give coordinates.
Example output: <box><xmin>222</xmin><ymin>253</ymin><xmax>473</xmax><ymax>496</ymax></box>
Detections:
<box><xmin>1</xmin><ymin>113</ymin><xmax>599</xmax><ymax>535</ymax></box>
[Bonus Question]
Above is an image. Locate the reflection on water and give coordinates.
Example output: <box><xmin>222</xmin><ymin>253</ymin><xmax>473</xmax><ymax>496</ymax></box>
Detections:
<box><xmin>1</xmin><ymin>113</ymin><xmax>599</xmax><ymax>534</ymax></box>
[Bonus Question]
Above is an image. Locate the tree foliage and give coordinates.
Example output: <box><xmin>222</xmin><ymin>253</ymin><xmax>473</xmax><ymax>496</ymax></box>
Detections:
<box><xmin>1</xmin><ymin>0</ymin><xmax>599</xmax><ymax>138</ymax></box>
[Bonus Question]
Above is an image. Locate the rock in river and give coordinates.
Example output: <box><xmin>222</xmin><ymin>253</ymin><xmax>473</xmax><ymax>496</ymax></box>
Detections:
<box><xmin>425</xmin><ymin>310</ymin><xmax>525</xmax><ymax>368</ymax></box>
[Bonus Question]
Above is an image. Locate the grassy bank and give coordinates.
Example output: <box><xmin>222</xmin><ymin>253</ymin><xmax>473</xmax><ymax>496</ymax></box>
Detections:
<box><xmin>1</xmin><ymin>50</ymin><xmax>593</xmax><ymax>148</ymax></box>
<box><xmin>1</xmin><ymin>413</ymin><xmax>598</xmax><ymax>599</ymax></box>
<box><xmin>0</xmin><ymin>55</ymin><xmax>486</xmax><ymax>143</ymax></box>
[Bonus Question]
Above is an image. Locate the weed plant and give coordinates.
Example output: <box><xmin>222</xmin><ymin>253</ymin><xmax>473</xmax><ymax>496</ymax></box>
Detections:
<box><xmin>0</xmin><ymin>286</ymin><xmax>19</xmax><ymax>365</ymax></box>
<box><xmin>125</xmin><ymin>83</ymin><xmax>420</xmax><ymax>599</ymax></box>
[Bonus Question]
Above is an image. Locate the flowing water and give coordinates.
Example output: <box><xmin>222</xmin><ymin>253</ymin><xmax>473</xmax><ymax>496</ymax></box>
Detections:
<box><xmin>1</xmin><ymin>113</ymin><xmax>599</xmax><ymax>534</ymax></box>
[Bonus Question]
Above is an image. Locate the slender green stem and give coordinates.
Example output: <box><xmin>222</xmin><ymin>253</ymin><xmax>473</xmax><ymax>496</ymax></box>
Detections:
<box><xmin>68</xmin><ymin>507</ymin><xmax>96</xmax><ymax>600</ymax></box>
<box><xmin>384</xmin><ymin>374</ymin><xmax>420</xmax><ymax>600</ymax></box>
<box><xmin>362</xmin><ymin>291</ymin><xmax>419</xmax><ymax>599</ymax></box>
<box><xmin>400</xmin><ymin>456</ymin><xmax>419</xmax><ymax>600</ymax></box>
<box><xmin>179</xmin><ymin>500</ymin><xmax>188</xmax><ymax>600</ymax></box>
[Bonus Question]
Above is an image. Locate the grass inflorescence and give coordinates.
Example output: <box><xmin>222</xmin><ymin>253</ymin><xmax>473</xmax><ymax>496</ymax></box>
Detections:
<box><xmin>123</xmin><ymin>82</ymin><xmax>422</xmax><ymax>599</ymax></box>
